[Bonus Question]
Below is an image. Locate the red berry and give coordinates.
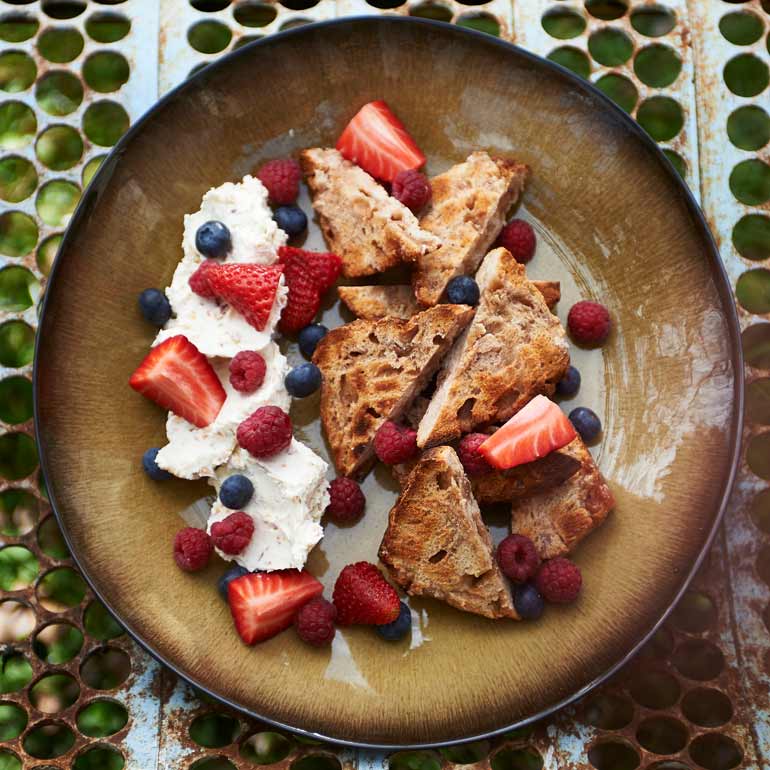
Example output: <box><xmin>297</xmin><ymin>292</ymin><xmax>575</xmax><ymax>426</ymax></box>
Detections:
<box><xmin>229</xmin><ymin>351</ymin><xmax>266</xmax><ymax>393</ymax></box>
<box><xmin>457</xmin><ymin>433</ymin><xmax>493</xmax><ymax>476</ymax></box>
<box><xmin>189</xmin><ymin>260</ymin><xmax>217</xmax><ymax>298</ymax></box>
<box><xmin>535</xmin><ymin>557</ymin><xmax>582</xmax><ymax>603</ymax></box>
<box><xmin>174</xmin><ymin>527</ymin><xmax>212</xmax><ymax>572</ymax></box>
<box><xmin>326</xmin><ymin>477</ymin><xmax>365</xmax><ymax>524</ymax></box>
<box><xmin>210</xmin><ymin>511</ymin><xmax>254</xmax><ymax>555</ymax></box>
<box><xmin>256</xmin><ymin>158</ymin><xmax>301</xmax><ymax>205</ymax></box>
<box><xmin>279</xmin><ymin>246</ymin><xmax>342</xmax><ymax>293</ymax></box>
<box><xmin>498</xmin><ymin>219</ymin><xmax>536</xmax><ymax>263</ymax></box>
<box><xmin>237</xmin><ymin>406</ymin><xmax>292</xmax><ymax>458</ymax></box>
<box><xmin>294</xmin><ymin>596</ymin><xmax>337</xmax><ymax>646</ymax></box>
<box><xmin>205</xmin><ymin>262</ymin><xmax>284</xmax><ymax>332</ymax></box>
<box><xmin>332</xmin><ymin>562</ymin><xmax>400</xmax><ymax>625</ymax></box>
<box><xmin>392</xmin><ymin>169</ymin><xmax>432</xmax><ymax>213</ymax></box>
<box><xmin>373</xmin><ymin>421</ymin><xmax>418</xmax><ymax>465</ymax></box>
<box><xmin>567</xmin><ymin>301</ymin><xmax>611</xmax><ymax>347</ymax></box>
<box><xmin>496</xmin><ymin>534</ymin><xmax>541</xmax><ymax>583</ymax></box>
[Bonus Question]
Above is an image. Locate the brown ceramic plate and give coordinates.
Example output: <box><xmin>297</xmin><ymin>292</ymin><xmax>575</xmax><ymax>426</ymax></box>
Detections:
<box><xmin>34</xmin><ymin>17</ymin><xmax>742</xmax><ymax>748</ymax></box>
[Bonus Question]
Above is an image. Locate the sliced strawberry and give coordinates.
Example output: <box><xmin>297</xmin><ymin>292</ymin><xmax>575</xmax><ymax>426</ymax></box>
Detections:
<box><xmin>279</xmin><ymin>271</ymin><xmax>320</xmax><ymax>334</ymax></box>
<box><xmin>480</xmin><ymin>395</ymin><xmax>577</xmax><ymax>471</ymax></box>
<box><xmin>278</xmin><ymin>246</ymin><xmax>342</xmax><ymax>293</ymax></box>
<box><xmin>205</xmin><ymin>263</ymin><xmax>284</xmax><ymax>331</ymax></box>
<box><xmin>129</xmin><ymin>335</ymin><xmax>225</xmax><ymax>428</ymax></box>
<box><xmin>228</xmin><ymin>569</ymin><xmax>323</xmax><ymax>645</ymax></box>
<box><xmin>336</xmin><ymin>101</ymin><xmax>425</xmax><ymax>183</ymax></box>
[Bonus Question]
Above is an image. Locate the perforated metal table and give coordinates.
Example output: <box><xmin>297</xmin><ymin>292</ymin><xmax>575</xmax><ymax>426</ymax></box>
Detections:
<box><xmin>0</xmin><ymin>1</ymin><xmax>768</xmax><ymax>768</ymax></box>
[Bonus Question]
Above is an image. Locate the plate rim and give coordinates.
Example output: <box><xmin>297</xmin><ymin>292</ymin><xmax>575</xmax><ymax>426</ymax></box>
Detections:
<box><xmin>33</xmin><ymin>15</ymin><xmax>745</xmax><ymax>750</ymax></box>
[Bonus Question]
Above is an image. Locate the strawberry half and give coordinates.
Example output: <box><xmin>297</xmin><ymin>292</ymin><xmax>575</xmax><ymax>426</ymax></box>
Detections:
<box><xmin>279</xmin><ymin>247</ymin><xmax>342</xmax><ymax>293</ymax></box>
<box><xmin>332</xmin><ymin>562</ymin><xmax>400</xmax><ymax>625</ymax></box>
<box><xmin>204</xmin><ymin>263</ymin><xmax>284</xmax><ymax>331</ymax></box>
<box><xmin>480</xmin><ymin>395</ymin><xmax>577</xmax><ymax>471</ymax></box>
<box><xmin>336</xmin><ymin>101</ymin><xmax>426</xmax><ymax>183</ymax></box>
<box><xmin>129</xmin><ymin>335</ymin><xmax>225</xmax><ymax>428</ymax></box>
<box><xmin>228</xmin><ymin>570</ymin><xmax>323</xmax><ymax>645</ymax></box>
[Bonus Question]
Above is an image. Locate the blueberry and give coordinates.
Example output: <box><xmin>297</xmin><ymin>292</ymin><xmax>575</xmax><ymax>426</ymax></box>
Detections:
<box><xmin>219</xmin><ymin>474</ymin><xmax>254</xmax><ymax>509</ymax></box>
<box><xmin>446</xmin><ymin>275</ymin><xmax>480</xmax><ymax>306</ymax></box>
<box><xmin>195</xmin><ymin>220</ymin><xmax>231</xmax><ymax>259</ymax></box>
<box><xmin>376</xmin><ymin>601</ymin><xmax>411</xmax><ymax>641</ymax></box>
<box><xmin>285</xmin><ymin>362</ymin><xmax>321</xmax><ymax>398</ymax></box>
<box><xmin>217</xmin><ymin>564</ymin><xmax>249</xmax><ymax>601</ymax></box>
<box><xmin>513</xmin><ymin>583</ymin><xmax>544</xmax><ymax>620</ymax></box>
<box><xmin>556</xmin><ymin>366</ymin><xmax>581</xmax><ymax>397</ymax></box>
<box><xmin>274</xmin><ymin>205</ymin><xmax>307</xmax><ymax>237</ymax></box>
<box><xmin>138</xmin><ymin>288</ymin><xmax>171</xmax><ymax>327</ymax></box>
<box><xmin>569</xmin><ymin>407</ymin><xmax>602</xmax><ymax>444</ymax></box>
<box><xmin>298</xmin><ymin>324</ymin><xmax>328</xmax><ymax>358</ymax></box>
<box><xmin>142</xmin><ymin>448</ymin><xmax>172</xmax><ymax>481</ymax></box>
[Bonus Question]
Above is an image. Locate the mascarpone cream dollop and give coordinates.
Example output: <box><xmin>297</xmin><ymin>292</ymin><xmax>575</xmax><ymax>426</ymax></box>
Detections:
<box><xmin>208</xmin><ymin>442</ymin><xmax>330</xmax><ymax>572</ymax></box>
<box><xmin>154</xmin><ymin>175</ymin><xmax>288</xmax><ymax>358</ymax></box>
<box><xmin>155</xmin><ymin>342</ymin><xmax>291</xmax><ymax>479</ymax></box>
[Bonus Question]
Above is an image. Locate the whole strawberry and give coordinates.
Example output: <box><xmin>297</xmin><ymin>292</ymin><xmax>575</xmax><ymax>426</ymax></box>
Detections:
<box><xmin>392</xmin><ymin>169</ymin><xmax>432</xmax><ymax>213</ymax></box>
<box><xmin>295</xmin><ymin>597</ymin><xmax>337</xmax><ymax>647</ymax></box>
<box><xmin>174</xmin><ymin>527</ymin><xmax>212</xmax><ymax>572</ymax></box>
<box><xmin>257</xmin><ymin>158</ymin><xmax>301</xmax><ymax>205</ymax></box>
<box><xmin>498</xmin><ymin>219</ymin><xmax>536</xmax><ymax>263</ymax></box>
<box><xmin>326</xmin><ymin>477</ymin><xmax>366</xmax><ymax>524</ymax></box>
<box><xmin>196</xmin><ymin>262</ymin><xmax>284</xmax><ymax>331</ymax></box>
<box><xmin>567</xmin><ymin>301</ymin><xmax>611</xmax><ymax>347</ymax></box>
<box><xmin>535</xmin><ymin>557</ymin><xmax>582</xmax><ymax>603</ymax></box>
<box><xmin>374</xmin><ymin>421</ymin><xmax>418</xmax><ymax>465</ymax></box>
<box><xmin>333</xmin><ymin>562</ymin><xmax>400</xmax><ymax>625</ymax></box>
<box><xmin>210</xmin><ymin>511</ymin><xmax>254</xmax><ymax>555</ymax></box>
<box><xmin>237</xmin><ymin>406</ymin><xmax>292</xmax><ymax>458</ymax></box>
<box><xmin>457</xmin><ymin>433</ymin><xmax>493</xmax><ymax>476</ymax></box>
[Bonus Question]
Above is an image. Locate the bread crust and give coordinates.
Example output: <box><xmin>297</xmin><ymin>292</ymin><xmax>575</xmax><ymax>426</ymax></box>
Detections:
<box><xmin>379</xmin><ymin>446</ymin><xmax>518</xmax><ymax>619</ymax></box>
<box><xmin>313</xmin><ymin>305</ymin><xmax>474</xmax><ymax>478</ymax></box>
<box><xmin>511</xmin><ymin>437</ymin><xmax>614</xmax><ymax>558</ymax></box>
<box><xmin>415</xmin><ymin>152</ymin><xmax>529</xmax><ymax>306</ymax></box>
<box><xmin>417</xmin><ymin>248</ymin><xmax>570</xmax><ymax>448</ymax></box>
<box><xmin>301</xmin><ymin>148</ymin><xmax>440</xmax><ymax>277</ymax></box>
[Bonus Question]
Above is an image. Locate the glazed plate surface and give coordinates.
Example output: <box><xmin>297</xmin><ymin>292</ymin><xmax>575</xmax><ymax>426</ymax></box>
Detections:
<box><xmin>34</xmin><ymin>17</ymin><xmax>742</xmax><ymax>748</ymax></box>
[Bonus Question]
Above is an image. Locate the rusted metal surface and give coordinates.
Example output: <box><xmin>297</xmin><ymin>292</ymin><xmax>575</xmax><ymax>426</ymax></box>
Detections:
<box><xmin>0</xmin><ymin>0</ymin><xmax>768</xmax><ymax>768</ymax></box>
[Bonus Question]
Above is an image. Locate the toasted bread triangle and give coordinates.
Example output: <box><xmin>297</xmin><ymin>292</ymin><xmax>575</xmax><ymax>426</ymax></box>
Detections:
<box><xmin>417</xmin><ymin>248</ymin><xmax>570</xmax><ymax>448</ymax></box>
<box><xmin>415</xmin><ymin>152</ymin><xmax>529</xmax><ymax>306</ymax></box>
<box><xmin>313</xmin><ymin>305</ymin><xmax>475</xmax><ymax>478</ymax></box>
<box><xmin>379</xmin><ymin>446</ymin><xmax>518</xmax><ymax>619</ymax></box>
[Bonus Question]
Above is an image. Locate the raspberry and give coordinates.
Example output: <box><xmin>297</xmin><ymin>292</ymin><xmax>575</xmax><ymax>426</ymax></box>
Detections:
<box><xmin>326</xmin><ymin>477</ymin><xmax>365</xmax><ymax>524</ymax></box>
<box><xmin>496</xmin><ymin>534</ymin><xmax>541</xmax><ymax>583</ymax></box>
<box><xmin>256</xmin><ymin>158</ymin><xmax>301</xmax><ymax>205</ymax></box>
<box><xmin>237</xmin><ymin>406</ymin><xmax>292</xmax><ymax>458</ymax></box>
<box><xmin>229</xmin><ymin>351</ymin><xmax>266</xmax><ymax>393</ymax></box>
<box><xmin>567</xmin><ymin>301</ymin><xmax>611</xmax><ymax>347</ymax></box>
<box><xmin>173</xmin><ymin>527</ymin><xmax>212</xmax><ymax>572</ymax></box>
<box><xmin>333</xmin><ymin>562</ymin><xmax>400</xmax><ymax>625</ymax></box>
<box><xmin>535</xmin><ymin>557</ymin><xmax>582</xmax><ymax>603</ymax></box>
<box><xmin>457</xmin><ymin>433</ymin><xmax>493</xmax><ymax>476</ymax></box>
<box><xmin>210</xmin><ymin>511</ymin><xmax>254</xmax><ymax>555</ymax></box>
<box><xmin>373</xmin><ymin>421</ymin><xmax>418</xmax><ymax>465</ymax></box>
<box><xmin>294</xmin><ymin>597</ymin><xmax>337</xmax><ymax>646</ymax></box>
<box><xmin>498</xmin><ymin>219</ymin><xmax>536</xmax><ymax>263</ymax></box>
<box><xmin>189</xmin><ymin>260</ymin><xmax>217</xmax><ymax>298</ymax></box>
<box><xmin>392</xmin><ymin>169</ymin><xmax>432</xmax><ymax>213</ymax></box>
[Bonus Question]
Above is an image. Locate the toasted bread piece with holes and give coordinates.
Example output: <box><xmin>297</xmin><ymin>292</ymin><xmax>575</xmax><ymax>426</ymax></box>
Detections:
<box><xmin>417</xmin><ymin>248</ymin><xmax>569</xmax><ymax>448</ymax></box>
<box><xmin>339</xmin><ymin>280</ymin><xmax>560</xmax><ymax>321</ymax></box>
<box><xmin>511</xmin><ymin>437</ymin><xmax>614</xmax><ymax>559</ymax></box>
<box><xmin>379</xmin><ymin>446</ymin><xmax>518</xmax><ymax>619</ymax></box>
<box><xmin>414</xmin><ymin>152</ymin><xmax>529</xmax><ymax>306</ymax></box>
<box><xmin>393</xmin><ymin>447</ymin><xmax>580</xmax><ymax>504</ymax></box>
<box><xmin>313</xmin><ymin>305</ymin><xmax>474</xmax><ymax>478</ymax></box>
<box><xmin>300</xmin><ymin>148</ymin><xmax>440</xmax><ymax>277</ymax></box>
